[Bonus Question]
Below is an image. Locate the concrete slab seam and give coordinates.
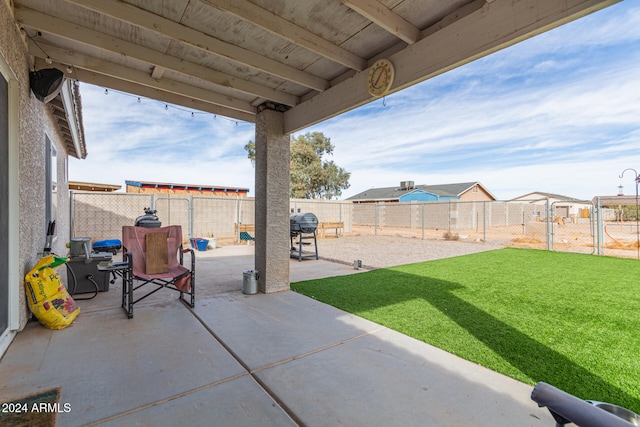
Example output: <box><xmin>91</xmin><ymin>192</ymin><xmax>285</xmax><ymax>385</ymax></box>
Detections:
<box><xmin>185</xmin><ymin>304</ymin><xmax>386</xmax><ymax>426</ymax></box>
<box><xmin>83</xmin><ymin>372</ymin><xmax>249</xmax><ymax>426</ymax></box>
<box><xmin>246</xmin><ymin>327</ymin><xmax>386</xmax><ymax>427</ymax></box>
<box><xmin>187</xmin><ymin>305</ymin><xmax>302</xmax><ymax>426</ymax></box>
<box><xmin>250</xmin><ymin>327</ymin><xmax>387</xmax><ymax>375</ymax></box>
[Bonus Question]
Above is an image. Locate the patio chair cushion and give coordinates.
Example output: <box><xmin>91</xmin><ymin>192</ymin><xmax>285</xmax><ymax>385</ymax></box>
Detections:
<box><xmin>122</xmin><ymin>225</ymin><xmax>191</xmax><ymax>292</ymax></box>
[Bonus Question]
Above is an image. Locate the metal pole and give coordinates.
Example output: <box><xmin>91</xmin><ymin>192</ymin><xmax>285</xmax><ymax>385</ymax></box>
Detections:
<box><xmin>483</xmin><ymin>201</ymin><xmax>486</xmax><ymax>244</ymax></box>
<box><xmin>236</xmin><ymin>198</ymin><xmax>241</xmax><ymax>244</ymax></box>
<box><xmin>374</xmin><ymin>203</ymin><xmax>378</xmax><ymax>236</ymax></box>
<box><xmin>421</xmin><ymin>203</ymin><xmax>425</xmax><ymax>240</ymax></box>
<box><xmin>619</xmin><ymin>168</ymin><xmax>640</xmax><ymax>260</ymax></box>
<box><xmin>189</xmin><ymin>194</ymin><xmax>194</xmax><ymax>239</ymax></box>
<box><xmin>546</xmin><ymin>198</ymin><xmax>551</xmax><ymax>251</ymax></box>
<box><xmin>596</xmin><ymin>197</ymin><xmax>602</xmax><ymax>256</ymax></box>
<box><xmin>167</xmin><ymin>193</ymin><xmax>171</xmax><ymax>225</ymax></box>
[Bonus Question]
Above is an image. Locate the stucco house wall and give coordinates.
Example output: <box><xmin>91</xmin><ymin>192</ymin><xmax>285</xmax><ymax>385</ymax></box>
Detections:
<box><xmin>1</xmin><ymin>1</ymin><xmax>74</xmax><ymax>348</ymax></box>
<box><xmin>458</xmin><ymin>184</ymin><xmax>495</xmax><ymax>202</ymax></box>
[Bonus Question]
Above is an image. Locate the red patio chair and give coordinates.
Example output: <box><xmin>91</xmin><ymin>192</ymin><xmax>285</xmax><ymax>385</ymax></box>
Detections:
<box><xmin>121</xmin><ymin>225</ymin><xmax>195</xmax><ymax>318</ymax></box>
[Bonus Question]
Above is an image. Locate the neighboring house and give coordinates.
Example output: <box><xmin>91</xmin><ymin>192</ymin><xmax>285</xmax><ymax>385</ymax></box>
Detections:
<box><xmin>511</xmin><ymin>192</ymin><xmax>592</xmax><ymax>220</ymax></box>
<box><xmin>594</xmin><ymin>195</ymin><xmax>639</xmax><ymax>221</ymax></box>
<box><xmin>125</xmin><ymin>180</ymin><xmax>249</xmax><ymax>198</ymax></box>
<box><xmin>69</xmin><ymin>181</ymin><xmax>121</xmax><ymax>192</ymax></box>
<box><xmin>1</xmin><ymin>3</ymin><xmax>86</xmax><ymax>357</ymax></box>
<box><xmin>347</xmin><ymin>181</ymin><xmax>496</xmax><ymax>203</ymax></box>
<box><xmin>594</xmin><ymin>195</ymin><xmax>638</xmax><ymax>207</ymax></box>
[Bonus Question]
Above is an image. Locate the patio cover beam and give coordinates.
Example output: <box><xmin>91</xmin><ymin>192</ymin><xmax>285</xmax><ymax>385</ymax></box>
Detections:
<box><xmin>63</xmin><ymin>0</ymin><xmax>329</xmax><ymax>92</ymax></box>
<box><xmin>31</xmin><ymin>42</ymin><xmax>256</xmax><ymax>116</ymax></box>
<box><xmin>284</xmin><ymin>0</ymin><xmax>620</xmax><ymax>133</ymax></box>
<box><xmin>15</xmin><ymin>6</ymin><xmax>299</xmax><ymax>107</ymax></box>
<box><xmin>52</xmin><ymin>64</ymin><xmax>257</xmax><ymax>123</ymax></box>
<box><xmin>200</xmin><ymin>0</ymin><xmax>367</xmax><ymax>71</ymax></box>
<box><xmin>341</xmin><ymin>0</ymin><xmax>421</xmax><ymax>45</ymax></box>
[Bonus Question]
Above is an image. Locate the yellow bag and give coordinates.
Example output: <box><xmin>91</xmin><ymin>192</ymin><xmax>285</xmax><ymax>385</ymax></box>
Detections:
<box><xmin>25</xmin><ymin>255</ymin><xmax>80</xmax><ymax>330</ymax></box>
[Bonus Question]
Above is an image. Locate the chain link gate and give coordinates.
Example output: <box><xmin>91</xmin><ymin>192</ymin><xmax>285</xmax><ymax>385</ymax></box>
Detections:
<box><xmin>154</xmin><ymin>196</ymin><xmax>191</xmax><ymax>239</ymax></box>
<box><xmin>70</xmin><ymin>192</ymin><xmax>155</xmax><ymax>241</ymax></box>
<box><xmin>550</xmin><ymin>200</ymin><xmax>596</xmax><ymax>255</ymax></box>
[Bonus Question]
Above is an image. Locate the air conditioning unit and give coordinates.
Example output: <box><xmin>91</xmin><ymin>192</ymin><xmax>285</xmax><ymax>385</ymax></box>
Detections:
<box><xmin>400</xmin><ymin>181</ymin><xmax>414</xmax><ymax>190</ymax></box>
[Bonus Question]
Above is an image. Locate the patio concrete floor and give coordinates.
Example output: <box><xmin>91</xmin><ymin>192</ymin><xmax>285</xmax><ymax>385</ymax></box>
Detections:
<box><xmin>0</xmin><ymin>245</ymin><xmax>554</xmax><ymax>426</ymax></box>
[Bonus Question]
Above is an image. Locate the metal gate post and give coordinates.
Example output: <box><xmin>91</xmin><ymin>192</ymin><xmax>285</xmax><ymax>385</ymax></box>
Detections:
<box><xmin>374</xmin><ymin>203</ymin><xmax>378</xmax><ymax>236</ymax></box>
<box><xmin>421</xmin><ymin>203</ymin><xmax>425</xmax><ymax>240</ymax></box>
<box><xmin>546</xmin><ymin>198</ymin><xmax>551</xmax><ymax>251</ymax></box>
<box><xmin>235</xmin><ymin>198</ymin><xmax>241</xmax><ymax>244</ymax></box>
<box><xmin>597</xmin><ymin>196</ymin><xmax>603</xmax><ymax>256</ymax></box>
<box><xmin>483</xmin><ymin>201</ymin><xmax>486</xmax><ymax>244</ymax></box>
<box><xmin>189</xmin><ymin>194</ymin><xmax>194</xmax><ymax>239</ymax></box>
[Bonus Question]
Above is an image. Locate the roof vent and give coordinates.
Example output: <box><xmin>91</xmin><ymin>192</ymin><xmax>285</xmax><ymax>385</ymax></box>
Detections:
<box><xmin>400</xmin><ymin>181</ymin><xmax>414</xmax><ymax>190</ymax></box>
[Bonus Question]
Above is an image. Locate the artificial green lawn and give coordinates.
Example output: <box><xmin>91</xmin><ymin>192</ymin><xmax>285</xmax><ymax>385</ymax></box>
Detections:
<box><xmin>291</xmin><ymin>248</ymin><xmax>640</xmax><ymax>413</ymax></box>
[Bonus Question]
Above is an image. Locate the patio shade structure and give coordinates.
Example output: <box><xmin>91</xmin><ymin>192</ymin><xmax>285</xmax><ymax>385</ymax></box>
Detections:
<box><xmin>13</xmin><ymin>0</ymin><xmax>620</xmax><ymax>292</ymax></box>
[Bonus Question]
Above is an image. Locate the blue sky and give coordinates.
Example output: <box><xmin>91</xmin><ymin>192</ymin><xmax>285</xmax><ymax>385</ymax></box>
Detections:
<box><xmin>69</xmin><ymin>0</ymin><xmax>640</xmax><ymax>201</ymax></box>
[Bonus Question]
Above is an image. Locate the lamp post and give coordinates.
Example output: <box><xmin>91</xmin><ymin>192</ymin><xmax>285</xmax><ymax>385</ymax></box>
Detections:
<box><xmin>618</xmin><ymin>168</ymin><xmax>640</xmax><ymax>260</ymax></box>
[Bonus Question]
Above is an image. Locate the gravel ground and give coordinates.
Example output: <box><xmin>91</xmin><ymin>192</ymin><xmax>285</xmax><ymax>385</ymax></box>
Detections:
<box><xmin>314</xmin><ymin>235</ymin><xmax>504</xmax><ymax>269</ymax></box>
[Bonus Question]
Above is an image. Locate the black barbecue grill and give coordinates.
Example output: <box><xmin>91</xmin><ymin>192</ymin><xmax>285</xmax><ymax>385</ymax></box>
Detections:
<box><xmin>290</xmin><ymin>213</ymin><xmax>319</xmax><ymax>233</ymax></box>
<box><xmin>290</xmin><ymin>213</ymin><xmax>319</xmax><ymax>261</ymax></box>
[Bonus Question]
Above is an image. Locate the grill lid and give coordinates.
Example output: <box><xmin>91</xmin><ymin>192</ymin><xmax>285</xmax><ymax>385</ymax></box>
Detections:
<box><xmin>290</xmin><ymin>213</ymin><xmax>318</xmax><ymax>233</ymax></box>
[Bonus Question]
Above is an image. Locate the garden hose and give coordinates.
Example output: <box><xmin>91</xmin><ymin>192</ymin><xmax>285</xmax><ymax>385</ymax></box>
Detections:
<box><xmin>65</xmin><ymin>263</ymin><xmax>99</xmax><ymax>300</ymax></box>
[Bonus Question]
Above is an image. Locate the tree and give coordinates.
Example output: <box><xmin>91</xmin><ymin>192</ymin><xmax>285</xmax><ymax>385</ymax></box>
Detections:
<box><xmin>244</xmin><ymin>132</ymin><xmax>350</xmax><ymax>199</ymax></box>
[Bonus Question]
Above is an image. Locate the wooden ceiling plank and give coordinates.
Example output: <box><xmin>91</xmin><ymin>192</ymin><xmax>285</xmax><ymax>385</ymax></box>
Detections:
<box><xmin>64</xmin><ymin>0</ymin><xmax>329</xmax><ymax>91</ymax></box>
<box><xmin>200</xmin><ymin>0</ymin><xmax>367</xmax><ymax>71</ymax></box>
<box><xmin>285</xmin><ymin>0</ymin><xmax>619</xmax><ymax>133</ymax></box>
<box><xmin>31</xmin><ymin>40</ymin><xmax>256</xmax><ymax>115</ymax></box>
<box><xmin>16</xmin><ymin>6</ymin><xmax>299</xmax><ymax>106</ymax></box>
<box><xmin>341</xmin><ymin>0</ymin><xmax>420</xmax><ymax>45</ymax></box>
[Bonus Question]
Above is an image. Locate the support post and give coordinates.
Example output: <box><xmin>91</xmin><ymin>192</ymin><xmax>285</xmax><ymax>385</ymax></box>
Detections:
<box><xmin>255</xmin><ymin>104</ymin><xmax>290</xmax><ymax>293</ymax></box>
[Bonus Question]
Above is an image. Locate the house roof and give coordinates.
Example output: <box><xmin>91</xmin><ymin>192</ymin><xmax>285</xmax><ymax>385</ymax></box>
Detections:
<box><xmin>13</xmin><ymin>0</ymin><xmax>615</xmax><ymax>134</ymax></box>
<box><xmin>125</xmin><ymin>180</ymin><xmax>249</xmax><ymax>193</ymax></box>
<box><xmin>49</xmin><ymin>79</ymin><xmax>87</xmax><ymax>159</ymax></box>
<box><xmin>69</xmin><ymin>181</ymin><xmax>121</xmax><ymax>192</ymax></box>
<box><xmin>347</xmin><ymin>181</ymin><xmax>484</xmax><ymax>202</ymax></box>
<box><xmin>511</xmin><ymin>191</ymin><xmax>587</xmax><ymax>202</ymax></box>
<box><xmin>595</xmin><ymin>195</ymin><xmax>640</xmax><ymax>206</ymax></box>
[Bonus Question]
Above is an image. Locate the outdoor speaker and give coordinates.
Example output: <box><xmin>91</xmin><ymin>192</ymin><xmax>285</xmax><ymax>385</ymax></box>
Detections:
<box><xmin>29</xmin><ymin>68</ymin><xmax>64</xmax><ymax>103</ymax></box>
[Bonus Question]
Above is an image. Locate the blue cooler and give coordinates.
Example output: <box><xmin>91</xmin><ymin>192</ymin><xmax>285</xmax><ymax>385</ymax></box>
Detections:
<box><xmin>92</xmin><ymin>239</ymin><xmax>122</xmax><ymax>255</ymax></box>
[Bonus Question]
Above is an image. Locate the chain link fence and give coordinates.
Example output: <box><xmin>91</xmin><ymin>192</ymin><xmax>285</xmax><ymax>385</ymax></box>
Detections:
<box><xmin>70</xmin><ymin>192</ymin><xmax>639</xmax><ymax>260</ymax></box>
